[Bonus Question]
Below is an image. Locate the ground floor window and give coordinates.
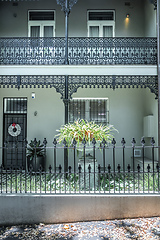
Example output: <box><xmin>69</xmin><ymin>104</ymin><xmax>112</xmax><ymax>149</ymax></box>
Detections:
<box><xmin>69</xmin><ymin>98</ymin><xmax>109</xmax><ymax>124</ymax></box>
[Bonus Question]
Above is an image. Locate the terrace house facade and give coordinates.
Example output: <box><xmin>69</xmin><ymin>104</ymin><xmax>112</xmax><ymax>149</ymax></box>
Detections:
<box><xmin>0</xmin><ymin>0</ymin><xmax>159</xmax><ymax>169</ymax></box>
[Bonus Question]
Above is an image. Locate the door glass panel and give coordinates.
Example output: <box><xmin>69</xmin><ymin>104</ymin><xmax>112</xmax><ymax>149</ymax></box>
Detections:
<box><xmin>103</xmin><ymin>26</ymin><xmax>113</xmax><ymax>37</ymax></box>
<box><xmin>89</xmin><ymin>26</ymin><xmax>99</xmax><ymax>37</ymax></box>
<box><xmin>44</xmin><ymin>26</ymin><xmax>53</xmax><ymax>37</ymax></box>
<box><xmin>31</xmin><ymin>26</ymin><xmax>40</xmax><ymax>37</ymax></box>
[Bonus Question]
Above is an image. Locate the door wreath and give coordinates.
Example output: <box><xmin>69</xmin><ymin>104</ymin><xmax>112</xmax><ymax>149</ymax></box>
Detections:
<box><xmin>8</xmin><ymin>123</ymin><xmax>21</xmax><ymax>137</ymax></box>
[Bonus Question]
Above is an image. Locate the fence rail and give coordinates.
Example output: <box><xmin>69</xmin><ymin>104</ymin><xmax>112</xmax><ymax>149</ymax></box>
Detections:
<box><xmin>0</xmin><ymin>137</ymin><xmax>159</xmax><ymax>194</ymax></box>
<box><xmin>0</xmin><ymin>37</ymin><xmax>157</xmax><ymax>65</ymax></box>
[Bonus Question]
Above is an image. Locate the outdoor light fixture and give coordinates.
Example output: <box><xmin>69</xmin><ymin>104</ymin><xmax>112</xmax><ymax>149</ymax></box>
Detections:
<box><xmin>126</xmin><ymin>14</ymin><xmax>130</xmax><ymax>18</ymax></box>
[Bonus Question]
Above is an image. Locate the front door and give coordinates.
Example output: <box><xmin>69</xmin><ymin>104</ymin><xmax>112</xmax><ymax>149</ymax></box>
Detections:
<box><xmin>3</xmin><ymin>98</ymin><xmax>27</xmax><ymax>169</ymax></box>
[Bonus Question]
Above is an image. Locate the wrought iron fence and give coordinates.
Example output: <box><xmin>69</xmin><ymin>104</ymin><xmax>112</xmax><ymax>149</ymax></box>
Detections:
<box><xmin>0</xmin><ymin>37</ymin><xmax>157</xmax><ymax>65</ymax></box>
<box><xmin>0</xmin><ymin>137</ymin><xmax>159</xmax><ymax>194</ymax></box>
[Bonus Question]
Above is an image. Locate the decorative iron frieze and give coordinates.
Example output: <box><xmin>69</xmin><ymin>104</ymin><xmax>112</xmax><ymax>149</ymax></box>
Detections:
<box><xmin>149</xmin><ymin>0</ymin><xmax>157</xmax><ymax>9</ymax></box>
<box><xmin>0</xmin><ymin>75</ymin><xmax>158</xmax><ymax>99</ymax></box>
<box><xmin>0</xmin><ymin>37</ymin><xmax>157</xmax><ymax>65</ymax></box>
<box><xmin>68</xmin><ymin>75</ymin><xmax>158</xmax><ymax>99</ymax></box>
<box><xmin>56</xmin><ymin>0</ymin><xmax>78</xmax><ymax>12</ymax></box>
<box><xmin>0</xmin><ymin>75</ymin><xmax>66</xmax><ymax>99</ymax></box>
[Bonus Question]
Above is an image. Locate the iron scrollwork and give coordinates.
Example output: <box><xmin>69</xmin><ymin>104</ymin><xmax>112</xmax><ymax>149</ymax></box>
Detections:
<box><xmin>68</xmin><ymin>75</ymin><xmax>158</xmax><ymax>99</ymax></box>
<box><xmin>0</xmin><ymin>37</ymin><xmax>157</xmax><ymax>65</ymax></box>
<box><xmin>56</xmin><ymin>0</ymin><xmax>78</xmax><ymax>12</ymax></box>
<box><xmin>0</xmin><ymin>75</ymin><xmax>158</xmax><ymax>99</ymax></box>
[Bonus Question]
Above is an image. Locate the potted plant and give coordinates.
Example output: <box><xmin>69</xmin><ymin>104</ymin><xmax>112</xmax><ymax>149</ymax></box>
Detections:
<box><xmin>27</xmin><ymin>138</ymin><xmax>45</xmax><ymax>171</ymax></box>
<box><xmin>56</xmin><ymin>119</ymin><xmax>117</xmax><ymax>190</ymax></box>
<box><xmin>56</xmin><ymin>119</ymin><xmax>117</xmax><ymax>148</ymax></box>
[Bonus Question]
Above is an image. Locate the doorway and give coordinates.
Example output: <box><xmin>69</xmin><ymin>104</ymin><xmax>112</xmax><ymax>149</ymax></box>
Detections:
<box><xmin>3</xmin><ymin>98</ymin><xmax>27</xmax><ymax>169</ymax></box>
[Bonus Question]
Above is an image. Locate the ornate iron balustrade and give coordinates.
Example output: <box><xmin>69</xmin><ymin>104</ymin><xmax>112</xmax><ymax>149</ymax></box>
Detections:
<box><xmin>0</xmin><ymin>37</ymin><xmax>157</xmax><ymax>65</ymax></box>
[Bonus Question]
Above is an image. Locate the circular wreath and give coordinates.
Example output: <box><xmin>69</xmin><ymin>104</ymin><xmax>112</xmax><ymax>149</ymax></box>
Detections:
<box><xmin>8</xmin><ymin>123</ymin><xmax>21</xmax><ymax>137</ymax></box>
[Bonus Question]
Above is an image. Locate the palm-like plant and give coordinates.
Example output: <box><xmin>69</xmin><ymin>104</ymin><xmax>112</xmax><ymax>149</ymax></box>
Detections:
<box><xmin>27</xmin><ymin>138</ymin><xmax>45</xmax><ymax>160</ymax></box>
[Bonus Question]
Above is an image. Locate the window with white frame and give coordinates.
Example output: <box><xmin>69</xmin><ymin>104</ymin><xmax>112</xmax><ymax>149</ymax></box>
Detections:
<box><xmin>28</xmin><ymin>10</ymin><xmax>55</xmax><ymax>37</ymax></box>
<box><xmin>87</xmin><ymin>10</ymin><xmax>115</xmax><ymax>37</ymax></box>
<box><xmin>69</xmin><ymin>98</ymin><xmax>109</xmax><ymax>124</ymax></box>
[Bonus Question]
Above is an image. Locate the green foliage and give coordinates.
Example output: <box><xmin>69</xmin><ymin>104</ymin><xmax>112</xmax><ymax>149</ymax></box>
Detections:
<box><xmin>27</xmin><ymin>139</ymin><xmax>45</xmax><ymax>159</ymax></box>
<box><xmin>56</xmin><ymin>119</ymin><xmax>118</xmax><ymax>146</ymax></box>
<box><xmin>1</xmin><ymin>171</ymin><xmax>159</xmax><ymax>193</ymax></box>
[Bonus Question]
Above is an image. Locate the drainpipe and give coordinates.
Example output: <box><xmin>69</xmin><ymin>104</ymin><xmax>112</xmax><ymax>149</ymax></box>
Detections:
<box><xmin>157</xmin><ymin>0</ymin><xmax>160</xmax><ymax>162</ymax></box>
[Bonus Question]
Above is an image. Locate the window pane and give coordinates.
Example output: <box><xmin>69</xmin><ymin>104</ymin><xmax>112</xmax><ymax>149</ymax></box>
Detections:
<box><xmin>89</xmin><ymin>26</ymin><xmax>99</xmax><ymax>37</ymax></box>
<box><xmin>44</xmin><ymin>26</ymin><xmax>53</xmax><ymax>37</ymax></box>
<box><xmin>69</xmin><ymin>100</ymin><xmax>85</xmax><ymax>123</ymax></box>
<box><xmin>89</xmin><ymin>11</ymin><xmax>114</xmax><ymax>21</ymax></box>
<box><xmin>69</xmin><ymin>99</ymin><xmax>108</xmax><ymax>124</ymax></box>
<box><xmin>29</xmin><ymin>11</ymin><xmax>54</xmax><ymax>21</ymax></box>
<box><xmin>103</xmin><ymin>26</ymin><xmax>113</xmax><ymax>37</ymax></box>
<box><xmin>31</xmin><ymin>26</ymin><xmax>40</xmax><ymax>37</ymax></box>
<box><xmin>90</xmin><ymin>100</ymin><xmax>107</xmax><ymax>124</ymax></box>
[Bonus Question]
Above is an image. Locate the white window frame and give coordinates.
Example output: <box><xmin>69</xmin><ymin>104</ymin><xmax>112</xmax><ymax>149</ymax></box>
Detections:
<box><xmin>69</xmin><ymin>97</ymin><xmax>109</xmax><ymax>124</ymax></box>
<box><xmin>87</xmin><ymin>10</ymin><xmax>115</xmax><ymax>37</ymax></box>
<box><xmin>28</xmin><ymin>10</ymin><xmax>56</xmax><ymax>37</ymax></box>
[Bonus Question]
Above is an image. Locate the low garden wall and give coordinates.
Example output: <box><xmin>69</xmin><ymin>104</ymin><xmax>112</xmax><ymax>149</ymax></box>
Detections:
<box><xmin>0</xmin><ymin>194</ymin><xmax>160</xmax><ymax>225</ymax></box>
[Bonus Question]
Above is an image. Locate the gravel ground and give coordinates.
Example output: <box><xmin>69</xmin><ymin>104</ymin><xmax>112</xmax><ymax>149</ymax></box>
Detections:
<box><xmin>0</xmin><ymin>217</ymin><xmax>160</xmax><ymax>239</ymax></box>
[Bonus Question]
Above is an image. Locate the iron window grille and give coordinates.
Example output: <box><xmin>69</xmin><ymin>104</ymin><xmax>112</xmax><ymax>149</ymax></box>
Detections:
<box><xmin>69</xmin><ymin>98</ymin><xmax>109</xmax><ymax>124</ymax></box>
<box><xmin>4</xmin><ymin>98</ymin><xmax>27</xmax><ymax>114</ymax></box>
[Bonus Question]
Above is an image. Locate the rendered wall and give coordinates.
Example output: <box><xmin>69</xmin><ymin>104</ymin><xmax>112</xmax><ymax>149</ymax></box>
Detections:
<box><xmin>0</xmin><ymin>0</ymin><xmax>146</xmax><ymax>37</ymax></box>
<box><xmin>144</xmin><ymin>0</ymin><xmax>156</xmax><ymax>37</ymax></box>
<box><xmin>0</xmin><ymin>194</ymin><xmax>160</xmax><ymax>225</ymax></box>
<box><xmin>0</xmin><ymin>87</ymin><xmax>64</xmax><ymax>167</ymax></box>
<box><xmin>0</xmin><ymin>87</ymin><xmax>157</xmax><ymax>167</ymax></box>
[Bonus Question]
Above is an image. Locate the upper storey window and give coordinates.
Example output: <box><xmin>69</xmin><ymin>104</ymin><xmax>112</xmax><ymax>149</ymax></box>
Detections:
<box><xmin>87</xmin><ymin>10</ymin><xmax>115</xmax><ymax>37</ymax></box>
<box><xmin>28</xmin><ymin>10</ymin><xmax>55</xmax><ymax>37</ymax></box>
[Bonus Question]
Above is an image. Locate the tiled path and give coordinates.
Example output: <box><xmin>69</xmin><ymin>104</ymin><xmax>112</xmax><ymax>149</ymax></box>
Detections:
<box><xmin>0</xmin><ymin>217</ymin><xmax>160</xmax><ymax>239</ymax></box>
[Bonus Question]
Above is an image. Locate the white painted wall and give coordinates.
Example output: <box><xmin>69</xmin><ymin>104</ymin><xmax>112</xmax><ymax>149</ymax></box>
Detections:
<box><xmin>0</xmin><ymin>87</ymin><xmax>64</xmax><ymax>168</ymax></box>
<box><xmin>144</xmin><ymin>0</ymin><xmax>156</xmax><ymax>37</ymax></box>
<box><xmin>0</xmin><ymin>0</ymin><xmax>147</xmax><ymax>37</ymax></box>
<box><xmin>0</xmin><ymin>86</ymin><xmax>157</xmax><ymax>168</ymax></box>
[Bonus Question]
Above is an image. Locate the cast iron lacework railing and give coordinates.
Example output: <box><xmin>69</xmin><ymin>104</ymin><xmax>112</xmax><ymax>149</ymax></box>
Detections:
<box><xmin>0</xmin><ymin>37</ymin><xmax>157</xmax><ymax>65</ymax></box>
<box><xmin>0</xmin><ymin>137</ymin><xmax>159</xmax><ymax>194</ymax></box>
<box><xmin>0</xmin><ymin>75</ymin><xmax>158</xmax><ymax>99</ymax></box>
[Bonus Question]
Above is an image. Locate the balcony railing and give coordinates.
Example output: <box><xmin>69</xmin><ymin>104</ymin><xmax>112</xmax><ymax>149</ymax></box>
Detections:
<box><xmin>0</xmin><ymin>37</ymin><xmax>157</xmax><ymax>65</ymax></box>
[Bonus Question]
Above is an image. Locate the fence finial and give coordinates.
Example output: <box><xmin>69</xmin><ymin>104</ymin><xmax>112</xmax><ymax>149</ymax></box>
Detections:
<box><xmin>92</xmin><ymin>138</ymin><xmax>96</xmax><ymax>146</ymax></box>
<box><xmin>43</xmin><ymin>138</ymin><xmax>47</xmax><ymax>147</ymax></box>
<box><xmin>82</xmin><ymin>138</ymin><xmax>86</xmax><ymax>146</ymax></box>
<box><xmin>131</xmin><ymin>138</ymin><xmax>136</xmax><ymax>147</ymax></box>
<box><xmin>72</xmin><ymin>138</ymin><xmax>77</xmax><ymax>147</ymax></box>
<box><xmin>151</xmin><ymin>137</ymin><xmax>155</xmax><ymax>146</ymax></box>
<box><xmin>63</xmin><ymin>138</ymin><xmax>67</xmax><ymax>147</ymax></box>
<box><xmin>53</xmin><ymin>138</ymin><xmax>57</xmax><ymax>146</ymax></box>
<box><xmin>112</xmin><ymin>138</ymin><xmax>116</xmax><ymax>146</ymax></box>
<box><xmin>121</xmin><ymin>138</ymin><xmax>126</xmax><ymax>147</ymax></box>
<box><xmin>141</xmin><ymin>137</ymin><xmax>145</xmax><ymax>146</ymax></box>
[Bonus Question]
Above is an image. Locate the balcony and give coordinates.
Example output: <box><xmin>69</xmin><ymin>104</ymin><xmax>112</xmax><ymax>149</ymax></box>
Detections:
<box><xmin>0</xmin><ymin>37</ymin><xmax>157</xmax><ymax>65</ymax></box>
